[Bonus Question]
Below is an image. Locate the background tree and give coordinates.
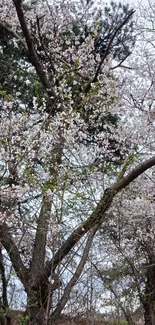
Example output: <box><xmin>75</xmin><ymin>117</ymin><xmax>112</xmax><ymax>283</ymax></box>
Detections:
<box><xmin>86</xmin><ymin>3</ymin><xmax>155</xmax><ymax>324</ymax></box>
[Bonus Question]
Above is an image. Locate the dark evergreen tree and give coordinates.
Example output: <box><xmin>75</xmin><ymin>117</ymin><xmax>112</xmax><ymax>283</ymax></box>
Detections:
<box><xmin>94</xmin><ymin>1</ymin><xmax>135</xmax><ymax>61</ymax></box>
<box><xmin>0</xmin><ymin>0</ymin><xmax>135</xmax><ymax>164</ymax></box>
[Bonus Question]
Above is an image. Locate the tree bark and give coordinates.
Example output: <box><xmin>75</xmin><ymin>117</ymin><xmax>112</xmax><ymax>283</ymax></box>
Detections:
<box><xmin>143</xmin><ymin>261</ymin><xmax>155</xmax><ymax>325</ymax></box>
<box><xmin>25</xmin><ymin>300</ymin><xmax>45</xmax><ymax>325</ymax></box>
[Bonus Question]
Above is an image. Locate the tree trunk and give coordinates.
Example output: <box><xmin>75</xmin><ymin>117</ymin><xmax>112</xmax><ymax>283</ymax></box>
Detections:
<box><xmin>143</xmin><ymin>262</ymin><xmax>155</xmax><ymax>325</ymax></box>
<box><xmin>144</xmin><ymin>301</ymin><xmax>155</xmax><ymax>325</ymax></box>
<box><xmin>25</xmin><ymin>282</ymin><xmax>49</xmax><ymax>325</ymax></box>
<box><xmin>25</xmin><ymin>292</ymin><xmax>45</xmax><ymax>325</ymax></box>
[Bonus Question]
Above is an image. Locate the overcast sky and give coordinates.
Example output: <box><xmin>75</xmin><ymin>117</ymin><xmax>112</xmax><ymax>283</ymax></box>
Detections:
<box><xmin>113</xmin><ymin>0</ymin><xmax>149</xmax><ymax>8</ymax></box>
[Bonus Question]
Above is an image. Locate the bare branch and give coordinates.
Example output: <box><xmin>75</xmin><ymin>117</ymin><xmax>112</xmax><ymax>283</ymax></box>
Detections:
<box><xmin>112</xmin><ymin>241</ymin><xmax>145</xmax><ymax>304</ymax></box>
<box><xmin>51</xmin><ymin>225</ymin><xmax>98</xmax><ymax>319</ymax></box>
<box><xmin>93</xmin><ymin>263</ymin><xmax>135</xmax><ymax>325</ymax></box>
<box><xmin>110</xmin><ymin>53</ymin><xmax>131</xmax><ymax>70</ymax></box>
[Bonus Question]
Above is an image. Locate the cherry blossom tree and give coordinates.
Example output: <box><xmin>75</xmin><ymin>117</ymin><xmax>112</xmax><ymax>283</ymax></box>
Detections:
<box><xmin>0</xmin><ymin>0</ymin><xmax>155</xmax><ymax>324</ymax></box>
<box><xmin>88</xmin><ymin>3</ymin><xmax>155</xmax><ymax>324</ymax></box>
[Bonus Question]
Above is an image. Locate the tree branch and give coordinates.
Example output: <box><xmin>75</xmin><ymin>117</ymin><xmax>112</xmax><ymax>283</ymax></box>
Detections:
<box><xmin>93</xmin><ymin>263</ymin><xmax>135</xmax><ymax>325</ymax></box>
<box><xmin>36</xmin><ymin>15</ymin><xmax>55</xmax><ymax>74</ymax></box>
<box><xmin>12</xmin><ymin>0</ymin><xmax>56</xmax><ymax>101</ymax></box>
<box><xmin>112</xmin><ymin>241</ymin><xmax>145</xmax><ymax>304</ymax></box>
<box><xmin>84</xmin><ymin>9</ymin><xmax>135</xmax><ymax>94</ymax></box>
<box><xmin>0</xmin><ymin>222</ymin><xmax>29</xmax><ymax>286</ymax></box>
<box><xmin>44</xmin><ymin>155</ymin><xmax>155</xmax><ymax>278</ymax></box>
<box><xmin>0</xmin><ymin>247</ymin><xmax>8</xmax><ymax>308</ymax></box>
<box><xmin>112</xmin><ymin>155</ymin><xmax>155</xmax><ymax>192</ymax></box>
<box><xmin>0</xmin><ymin>21</ymin><xmax>27</xmax><ymax>50</ymax></box>
<box><xmin>51</xmin><ymin>225</ymin><xmax>98</xmax><ymax>320</ymax></box>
